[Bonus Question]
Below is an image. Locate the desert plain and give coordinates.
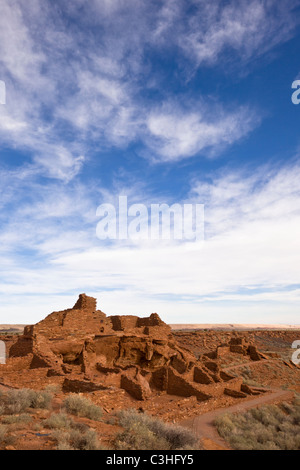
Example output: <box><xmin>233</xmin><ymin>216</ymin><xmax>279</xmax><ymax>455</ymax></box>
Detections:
<box><xmin>0</xmin><ymin>294</ymin><xmax>299</xmax><ymax>451</ymax></box>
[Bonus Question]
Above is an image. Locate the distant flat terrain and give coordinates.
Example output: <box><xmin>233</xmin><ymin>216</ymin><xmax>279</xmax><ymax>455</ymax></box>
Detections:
<box><xmin>0</xmin><ymin>324</ymin><xmax>26</xmax><ymax>333</ymax></box>
<box><xmin>170</xmin><ymin>323</ymin><xmax>300</xmax><ymax>330</ymax></box>
<box><xmin>1</xmin><ymin>323</ymin><xmax>300</xmax><ymax>333</ymax></box>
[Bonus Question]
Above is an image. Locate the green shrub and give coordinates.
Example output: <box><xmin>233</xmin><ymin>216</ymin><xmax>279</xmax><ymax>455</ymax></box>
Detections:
<box><xmin>214</xmin><ymin>414</ymin><xmax>235</xmax><ymax>436</ymax></box>
<box><xmin>0</xmin><ymin>424</ymin><xmax>15</xmax><ymax>447</ymax></box>
<box><xmin>71</xmin><ymin>421</ymin><xmax>91</xmax><ymax>433</ymax></box>
<box><xmin>44</xmin><ymin>413</ymin><xmax>74</xmax><ymax>430</ymax></box>
<box><xmin>28</xmin><ymin>389</ymin><xmax>52</xmax><ymax>409</ymax></box>
<box><xmin>53</xmin><ymin>428</ymin><xmax>101</xmax><ymax>450</ymax></box>
<box><xmin>5</xmin><ymin>389</ymin><xmax>32</xmax><ymax>414</ymax></box>
<box><xmin>63</xmin><ymin>394</ymin><xmax>102</xmax><ymax>421</ymax></box>
<box><xmin>69</xmin><ymin>429</ymin><xmax>100</xmax><ymax>450</ymax></box>
<box><xmin>0</xmin><ymin>424</ymin><xmax>6</xmax><ymax>442</ymax></box>
<box><xmin>115</xmin><ymin>409</ymin><xmax>199</xmax><ymax>450</ymax></box>
<box><xmin>4</xmin><ymin>388</ymin><xmax>53</xmax><ymax>414</ymax></box>
<box><xmin>115</xmin><ymin>421</ymin><xmax>170</xmax><ymax>450</ymax></box>
<box><xmin>44</xmin><ymin>385</ymin><xmax>60</xmax><ymax>395</ymax></box>
<box><xmin>2</xmin><ymin>413</ymin><xmax>32</xmax><ymax>425</ymax></box>
<box><xmin>214</xmin><ymin>400</ymin><xmax>300</xmax><ymax>450</ymax></box>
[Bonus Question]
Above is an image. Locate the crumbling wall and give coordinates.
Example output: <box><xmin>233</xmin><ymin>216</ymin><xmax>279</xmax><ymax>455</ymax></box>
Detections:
<box><xmin>9</xmin><ymin>336</ymin><xmax>33</xmax><ymax>358</ymax></box>
<box><xmin>29</xmin><ymin>294</ymin><xmax>112</xmax><ymax>340</ymax></box>
<box><xmin>0</xmin><ymin>294</ymin><xmax>265</xmax><ymax>404</ymax></box>
<box><xmin>167</xmin><ymin>368</ymin><xmax>212</xmax><ymax>401</ymax></box>
<box><xmin>120</xmin><ymin>371</ymin><xmax>152</xmax><ymax>400</ymax></box>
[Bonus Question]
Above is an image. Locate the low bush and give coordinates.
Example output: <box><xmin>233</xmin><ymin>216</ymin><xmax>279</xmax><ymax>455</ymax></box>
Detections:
<box><xmin>2</xmin><ymin>413</ymin><xmax>32</xmax><ymax>425</ymax></box>
<box><xmin>214</xmin><ymin>400</ymin><xmax>300</xmax><ymax>450</ymax></box>
<box><xmin>0</xmin><ymin>424</ymin><xmax>6</xmax><ymax>442</ymax></box>
<box><xmin>53</xmin><ymin>428</ymin><xmax>101</xmax><ymax>450</ymax></box>
<box><xmin>3</xmin><ymin>388</ymin><xmax>53</xmax><ymax>414</ymax></box>
<box><xmin>44</xmin><ymin>412</ymin><xmax>91</xmax><ymax>434</ymax></box>
<box><xmin>115</xmin><ymin>409</ymin><xmax>199</xmax><ymax>450</ymax></box>
<box><xmin>63</xmin><ymin>394</ymin><xmax>102</xmax><ymax>421</ymax></box>
<box><xmin>44</xmin><ymin>413</ymin><xmax>74</xmax><ymax>430</ymax></box>
<box><xmin>0</xmin><ymin>424</ymin><xmax>16</xmax><ymax>447</ymax></box>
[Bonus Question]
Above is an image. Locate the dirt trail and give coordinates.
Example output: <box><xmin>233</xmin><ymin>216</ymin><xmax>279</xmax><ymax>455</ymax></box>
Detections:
<box><xmin>180</xmin><ymin>389</ymin><xmax>294</xmax><ymax>450</ymax></box>
<box><xmin>0</xmin><ymin>382</ymin><xmax>16</xmax><ymax>390</ymax></box>
<box><xmin>222</xmin><ymin>359</ymin><xmax>277</xmax><ymax>372</ymax></box>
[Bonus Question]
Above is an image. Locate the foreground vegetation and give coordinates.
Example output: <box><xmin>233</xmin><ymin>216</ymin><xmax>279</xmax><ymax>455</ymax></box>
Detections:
<box><xmin>215</xmin><ymin>398</ymin><xmax>300</xmax><ymax>450</ymax></box>
<box><xmin>0</xmin><ymin>388</ymin><xmax>199</xmax><ymax>450</ymax></box>
<box><xmin>115</xmin><ymin>408</ymin><xmax>199</xmax><ymax>450</ymax></box>
<box><xmin>0</xmin><ymin>388</ymin><xmax>53</xmax><ymax>414</ymax></box>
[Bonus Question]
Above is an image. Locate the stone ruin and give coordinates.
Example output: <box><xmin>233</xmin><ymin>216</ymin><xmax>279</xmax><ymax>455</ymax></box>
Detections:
<box><xmin>1</xmin><ymin>294</ymin><xmax>266</xmax><ymax>401</ymax></box>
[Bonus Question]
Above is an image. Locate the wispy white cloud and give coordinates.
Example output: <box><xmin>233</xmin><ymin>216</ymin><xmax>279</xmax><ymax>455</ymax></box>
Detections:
<box><xmin>145</xmin><ymin>102</ymin><xmax>259</xmax><ymax>161</ymax></box>
<box><xmin>191</xmin><ymin>161</ymin><xmax>300</xmax><ymax>236</ymax></box>
<box><xmin>0</xmin><ymin>1</ymin><xmax>82</xmax><ymax>180</ymax></box>
<box><xmin>1</xmin><ymin>161</ymin><xmax>300</xmax><ymax>323</ymax></box>
<box><xmin>155</xmin><ymin>0</ymin><xmax>300</xmax><ymax>69</ymax></box>
<box><xmin>0</xmin><ymin>1</ymin><xmax>299</xmax><ymax>324</ymax></box>
<box><xmin>0</xmin><ymin>0</ymin><xmax>297</xmax><ymax>177</ymax></box>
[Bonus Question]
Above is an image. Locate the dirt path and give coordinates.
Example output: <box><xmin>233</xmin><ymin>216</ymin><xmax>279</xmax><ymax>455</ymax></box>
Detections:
<box><xmin>222</xmin><ymin>359</ymin><xmax>277</xmax><ymax>373</ymax></box>
<box><xmin>0</xmin><ymin>381</ymin><xmax>16</xmax><ymax>390</ymax></box>
<box><xmin>180</xmin><ymin>389</ymin><xmax>294</xmax><ymax>450</ymax></box>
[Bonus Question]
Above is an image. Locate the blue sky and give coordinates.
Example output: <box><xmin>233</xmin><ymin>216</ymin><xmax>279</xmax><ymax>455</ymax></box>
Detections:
<box><xmin>0</xmin><ymin>0</ymin><xmax>300</xmax><ymax>324</ymax></box>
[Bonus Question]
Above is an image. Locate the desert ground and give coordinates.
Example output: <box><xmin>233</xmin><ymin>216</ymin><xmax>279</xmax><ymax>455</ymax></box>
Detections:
<box><xmin>0</xmin><ymin>295</ymin><xmax>299</xmax><ymax>451</ymax></box>
<box><xmin>170</xmin><ymin>324</ymin><xmax>300</xmax><ymax>330</ymax></box>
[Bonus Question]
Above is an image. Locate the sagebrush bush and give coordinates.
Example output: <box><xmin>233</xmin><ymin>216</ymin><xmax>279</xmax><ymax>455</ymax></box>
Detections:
<box><xmin>115</xmin><ymin>409</ymin><xmax>199</xmax><ymax>450</ymax></box>
<box><xmin>214</xmin><ymin>400</ymin><xmax>300</xmax><ymax>450</ymax></box>
<box><xmin>2</xmin><ymin>413</ymin><xmax>32</xmax><ymax>425</ymax></box>
<box><xmin>44</xmin><ymin>413</ymin><xmax>74</xmax><ymax>430</ymax></box>
<box><xmin>4</xmin><ymin>389</ymin><xmax>32</xmax><ymax>414</ymax></box>
<box><xmin>44</xmin><ymin>385</ymin><xmax>60</xmax><ymax>395</ymax></box>
<box><xmin>0</xmin><ymin>424</ymin><xmax>15</xmax><ymax>447</ymax></box>
<box><xmin>0</xmin><ymin>424</ymin><xmax>6</xmax><ymax>442</ymax></box>
<box><xmin>63</xmin><ymin>394</ymin><xmax>102</xmax><ymax>421</ymax></box>
<box><xmin>69</xmin><ymin>429</ymin><xmax>101</xmax><ymax>450</ymax></box>
<box><xmin>3</xmin><ymin>388</ymin><xmax>53</xmax><ymax>414</ymax></box>
<box><xmin>44</xmin><ymin>412</ymin><xmax>91</xmax><ymax>433</ymax></box>
<box><xmin>53</xmin><ymin>428</ymin><xmax>101</xmax><ymax>450</ymax></box>
<box><xmin>115</xmin><ymin>421</ymin><xmax>170</xmax><ymax>450</ymax></box>
<box><xmin>28</xmin><ymin>389</ymin><xmax>53</xmax><ymax>409</ymax></box>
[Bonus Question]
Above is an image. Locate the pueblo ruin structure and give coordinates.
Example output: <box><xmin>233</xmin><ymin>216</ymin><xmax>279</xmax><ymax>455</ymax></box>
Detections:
<box><xmin>0</xmin><ymin>294</ymin><xmax>267</xmax><ymax>401</ymax></box>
